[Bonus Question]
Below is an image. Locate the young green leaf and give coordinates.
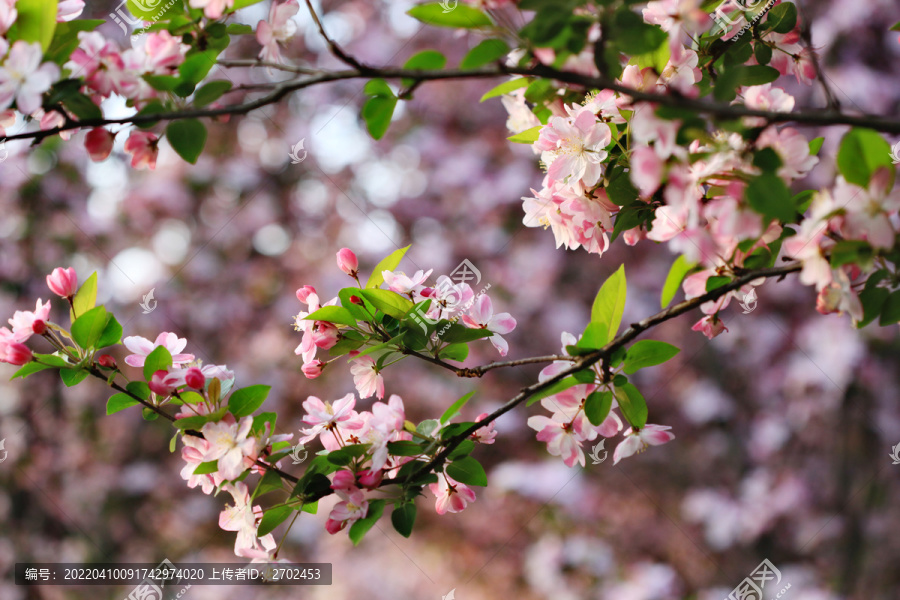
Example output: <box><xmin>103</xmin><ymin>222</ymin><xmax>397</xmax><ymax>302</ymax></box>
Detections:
<box><xmin>107</xmin><ymin>393</ymin><xmax>141</xmax><ymax>415</ymax></box>
<box><xmin>445</xmin><ymin>456</ymin><xmax>488</xmax><ymax>486</ymax></box>
<box><xmin>349</xmin><ymin>499</ymin><xmax>386</xmax><ymax>546</ymax></box>
<box><xmin>461</xmin><ymin>39</ymin><xmax>510</xmax><ymax>69</ymax></box>
<box><xmin>439</xmin><ymin>343</ymin><xmax>469</xmax><ymax>362</ymax></box>
<box><xmin>304</xmin><ymin>306</ymin><xmax>358</xmax><ymax>327</ymax></box>
<box><xmin>837</xmin><ymin>128</ymin><xmax>894</xmax><ymax>188</ymax></box>
<box><xmin>71</xmin><ymin>305</ymin><xmax>109</xmax><ymax>349</ymax></box>
<box><xmin>406</xmin><ymin>4</ymin><xmax>492</xmax><ymax>28</ymax></box>
<box><xmin>590</xmin><ymin>264</ymin><xmax>627</xmax><ymax>345</ymax></box>
<box><xmin>661</xmin><ymin>255</ymin><xmax>696</xmax><ymax>308</ymax></box>
<box><xmin>12</xmin><ymin>0</ymin><xmax>58</xmax><ymax>51</ymax></box>
<box><xmin>480</xmin><ymin>77</ymin><xmax>530</xmax><ymax>102</ymax></box>
<box><xmin>623</xmin><ymin>340</ymin><xmax>680</xmax><ymax>374</ymax></box>
<box><xmin>143</xmin><ymin>345</ymin><xmax>173</xmax><ymax>381</ymax></box>
<box><xmin>584</xmin><ymin>391</ymin><xmax>613</xmax><ymax>427</ymax></box>
<box><xmin>359</xmin><ymin>289</ymin><xmax>414</xmax><ymax>319</ymax></box>
<box><xmin>391</xmin><ymin>502</ymin><xmax>417</xmax><ymax>538</ymax></box>
<box><xmin>71</xmin><ymin>271</ymin><xmax>98</xmax><ymax>320</ymax></box>
<box><xmin>257</xmin><ymin>505</ymin><xmax>294</xmax><ymax>537</ymax></box>
<box><xmin>614</xmin><ymin>383</ymin><xmax>648</xmax><ymax>429</ymax></box>
<box><xmin>166</xmin><ymin>119</ymin><xmax>207</xmax><ymax>164</ymax></box>
<box><xmin>227</xmin><ymin>385</ymin><xmax>271</xmax><ymax>417</ymax></box>
<box><xmin>440</xmin><ymin>391</ymin><xmax>475</xmax><ymax>424</ymax></box>
<box><xmin>507</xmin><ymin>126</ymin><xmax>542</xmax><ymax>144</ymax></box>
<box><xmin>365</xmin><ymin>245</ymin><xmax>412</xmax><ymax>288</ymax></box>
<box><xmin>60</xmin><ymin>368</ymin><xmax>89</xmax><ymax>387</ymax></box>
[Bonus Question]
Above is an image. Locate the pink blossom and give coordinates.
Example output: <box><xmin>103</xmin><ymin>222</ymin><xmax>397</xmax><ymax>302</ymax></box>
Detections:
<box><xmin>358</xmin><ymin>468</ymin><xmax>383</xmax><ymax>489</ymax></box>
<box><xmin>142</xmin><ymin>31</ymin><xmax>189</xmax><ymax>75</ymax></box>
<box><xmin>189</xmin><ymin>0</ymin><xmax>236</xmax><ymax>19</ymax></box>
<box><xmin>0</xmin><ymin>0</ymin><xmax>16</xmax><ymax>34</ymax></box>
<box><xmin>741</xmin><ymin>84</ymin><xmax>795</xmax><ymax>114</ymax></box>
<box><xmin>613</xmin><ymin>424</ymin><xmax>675</xmax><ymax>464</ymax></box>
<box><xmin>123</xmin><ymin>332</ymin><xmax>195</xmax><ymax>367</ymax></box>
<box><xmin>8</xmin><ymin>299</ymin><xmax>51</xmax><ymax>342</ymax></box>
<box><xmin>97</xmin><ymin>354</ymin><xmax>116</xmax><ymax>369</ymax></box>
<box><xmin>631</xmin><ymin>106</ymin><xmax>681</xmax><ymax>160</ymax></box>
<box><xmin>429</xmin><ymin>472</ymin><xmax>477</xmax><ymax>515</ymax></box>
<box><xmin>691</xmin><ymin>315</ymin><xmax>728</xmax><ymax>340</ymax></box>
<box><xmin>527</xmin><ymin>414</ymin><xmax>585</xmax><ymax>467</ymax></box>
<box><xmin>184</xmin><ymin>367</ymin><xmax>205</xmax><ymax>390</ymax></box>
<box><xmin>219</xmin><ymin>482</ymin><xmax>277</xmax><ymax>558</ymax></box>
<box><xmin>461</xmin><ymin>294</ymin><xmax>516</xmax><ymax>356</ymax></box>
<box><xmin>84</xmin><ymin>128</ymin><xmax>115</xmax><ymax>162</ymax></box>
<box><xmin>756</xmin><ymin>126</ymin><xmax>818</xmax><ymax>181</ymax></box>
<box><xmin>257</xmin><ymin>0</ymin><xmax>299</xmax><ymax>63</ymax></box>
<box><xmin>296</xmin><ymin>285</ymin><xmax>316</xmax><ymax>303</ymax></box>
<box><xmin>312</xmin><ymin>322</ymin><xmax>339</xmax><ymax>349</ymax></box>
<box><xmin>630</xmin><ymin>145</ymin><xmax>665</xmax><ymax>198</ymax></box>
<box><xmin>418</xmin><ymin>276</ymin><xmax>475</xmax><ymax>321</ymax></box>
<box><xmin>3</xmin><ymin>342</ymin><xmax>32</xmax><ymax>366</ymax></box>
<box><xmin>471</xmin><ymin>413</ymin><xmax>497</xmax><ymax>444</ymax></box>
<box><xmin>501</xmin><ymin>88</ymin><xmax>541</xmax><ymax>134</ymax></box>
<box><xmin>336</xmin><ymin>248</ymin><xmax>359</xmax><ymax>277</ymax></box>
<box><xmin>383</xmin><ymin>269</ymin><xmax>432</xmax><ymax>294</ymax></box>
<box><xmin>298</xmin><ymin>393</ymin><xmax>362</xmax><ymax>444</ymax></box>
<box><xmin>325</xmin><ymin>486</ymin><xmax>369</xmax><ymax>534</ymax></box>
<box><xmin>816</xmin><ymin>269</ymin><xmax>863</xmax><ymax>322</ymax></box>
<box><xmin>123</xmin><ymin>131</ymin><xmax>159</xmax><ymax>170</ymax></box>
<box><xmin>202</xmin><ymin>417</ymin><xmax>257</xmax><ymax>480</ymax></box>
<box><xmin>181</xmin><ymin>435</ymin><xmax>223</xmax><ymax>495</ymax></box>
<box><xmin>642</xmin><ymin>0</ymin><xmax>711</xmax><ymax>51</ymax></box>
<box><xmin>46</xmin><ymin>267</ymin><xmax>78</xmax><ymax>298</ymax></box>
<box><xmin>331</xmin><ymin>469</ymin><xmax>357</xmax><ymax>492</ymax></box>
<box><xmin>149</xmin><ymin>369</ymin><xmax>185</xmax><ymax>397</ymax></box>
<box><xmin>834</xmin><ymin>171</ymin><xmax>900</xmax><ymax>250</ymax></box>
<box><xmin>782</xmin><ymin>193</ymin><xmax>837</xmax><ymax>290</ymax></box>
<box><xmin>57</xmin><ymin>0</ymin><xmax>84</xmax><ymax>21</ymax></box>
<box><xmin>0</xmin><ymin>41</ymin><xmax>61</xmax><ymax>115</ymax></box>
<box><xmin>349</xmin><ymin>353</ymin><xmax>385</xmax><ymax>400</ymax></box>
<box><xmin>535</xmin><ymin>108</ymin><xmax>611</xmax><ymax>191</ymax></box>
<box><xmin>302</xmin><ymin>359</ymin><xmax>325</xmax><ymax>379</ymax></box>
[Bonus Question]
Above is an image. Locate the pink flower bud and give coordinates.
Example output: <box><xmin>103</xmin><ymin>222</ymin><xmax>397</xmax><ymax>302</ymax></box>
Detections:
<box><xmin>46</xmin><ymin>267</ymin><xmax>78</xmax><ymax>298</ymax></box>
<box><xmin>6</xmin><ymin>343</ymin><xmax>33</xmax><ymax>366</ymax></box>
<box><xmin>313</xmin><ymin>322</ymin><xmax>339</xmax><ymax>350</ymax></box>
<box><xmin>31</xmin><ymin>320</ymin><xmax>46</xmax><ymax>335</ymax></box>
<box><xmin>302</xmin><ymin>359</ymin><xmax>325</xmax><ymax>379</ymax></box>
<box><xmin>358</xmin><ymin>468</ymin><xmax>383</xmax><ymax>489</ymax></box>
<box><xmin>84</xmin><ymin>127</ymin><xmax>115</xmax><ymax>162</ymax></box>
<box><xmin>123</xmin><ymin>131</ymin><xmax>159</xmax><ymax>170</ymax></box>
<box><xmin>149</xmin><ymin>369</ymin><xmax>175</xmax><ymax>396</ymax></box>
<box><xmin>349</xmin><ymin>295</ymin><xmax>363</xmax><ymax>305</ymax></box>
<box><xmin>336</xmin><ymin>248</ymin><xmax>359</xmax><ymax>276</ymax></box>
<box><xmin>98</xmin><ymin>354</ymin><xmax>117</xmax><ymax>369</ymax></box>
<box><xmin>185</xmin><ymin>367</ymin><xmax>205</xmax><ymax>389</ymax></box>
<box><xmin>296</xmin><ymin>285</ymin><xmax>316</xmax><ymax>304</ymax></box>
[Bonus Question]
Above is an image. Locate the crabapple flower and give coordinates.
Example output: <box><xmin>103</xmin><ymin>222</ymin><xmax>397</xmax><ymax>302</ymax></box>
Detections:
<box><xmin>8</xmin><ymin>299</ymin><xmax>51</xmax><ymax>342</ymax></box>
<box><xmin>756</xmin><ymin>126</ymin><xmax>819</xmax><ymax>181</ymax></box>
<box><xmin>0</xmin><ymin>42</ymin><xmax>61</xmax><ymax>115</ymax></box>
<box><xmin>46</xmin><ymin>267</ymin><xmax>78</xmax><ymax>298</ymax></box>
<box><xmin>189</xmin><ymin>0</ymin><xmax>235</xmax><ymax>19</ymax></box>
<box><xmin>471</xmin><ymin>413</ymin><xmax>497</xmax><ymax>444</ymax></box>
<box><xmin>123</xmin><ymin>332</ymin><xmax>195</xmax><ymax>367</ymax></box>
<box><xmin>97</xmin><ymin>354</ymin><xmax>116</xmax><ymax>369</ymax></box>
<box><xmin>184</xmin><ymin>367</ymin><xmax>205</xmax><ymax>390</ymax></box>
<box><xmin>142</xmin><ymin>31</ymin><xmax>188</xmax><ymax>75</ymax></box>
<box><xmin>124</xmin><ymin>131</ymin><xmax>159</xmax><ymax>170</ymax></box>
<box><xmin>148</xmin><ymin>369</ymin><xmax>186</xmax><ymax>396</ymax></box>
<box><xmin>613</xmin><ymin>424</ymin><xmax>675</xmax><ymax>464</ymax></box>
<box><xmin>325</xmin><ymin>486</ymin><xmax>369</xmax><ymax>534</ymax></box>
<box><xmin>57</xmin><ymin>0</ymin><xmax>85</xmax><ymax>21</ymax></box>
<box><xmin>302</xmin><ymin>359</ymin><xmax>325</xmax><ymax>379</ymax></box>
<box><xmin>535</xmin><ymin>108</ymin><xmax>611</xmax><ymax>191</ymax></box>
<box><xmin>84</xmin><ymin>128</ymin><xmax>115</xmax><ymax>162</ymax></box>
<box><xmin>501</xmin><ymin>88</ymin><xmax>541</xmax><ymax>134</ymax></box>
<box><xmin>782</xmin><ymin>193</ymin><xmax>837</xmax><ymax>290</ymax></box>
<box><xmin>834</xmin><ymin>171</ymin><xmax>900</xmax><ymax>250</ymax></box>
<box><xmin>4</xmin><ymin>342</ymin><xmax>32</xmax><ymax>366</ymax></box>
<box><xmin>691</xmin><ymin>315</ymin><xmax>728</xmax><ymax>340</ymax></box>
<box><xmin>382</xmin><ymin>268</ymin><xmax>432</xmax><ymax>294</ymax></box>
<box><xmin>642</xmin><ymin>0</ymin><xmax>711</xmax><ymax>52</ymax></box>
<box><xmin>257</xmin><ymin>0</ymin><xmax>299</xmax><ymax>63</ymax></box>
<box><xmin>461</xmin><ymin>294</ymin><xmax>517</xmax><ymax>356</ymax></box>
<box><xmin>219</xmin><ymin>482</ymin><xmax>277</xmax><ymax>559</ymax></box>
<box><xmin>298</xmin><ymin>393</ymin><xmax>362</xmax><ymax>444</ymax></box>
<box><xmin>429</xmin><ymin>472</ymin><xmax>477</xmax><ymax>515</ymax></box>
<box><xmin>181</xmin><ymin>435</ymin><xmax>223</xmax><ymax>495</ymax></box>
<box><xmin>349</xmin><ymin>353</ymin><xmax>385</xmax><ymax>400</ymax></box>
<box><xmin>0</xmin><ymin>0</ymin><xmax>16</xmax><ymax>34</ymax></box>
<box><xmin>202</xmin><ymin>417</ymin><xmax>257</xmax><ymax>480</ymax></box>
<box><xmin>336</xmin><ymin>248</ymin><xmax>359</xmax><ymax>277</ymax></box>
<box><xmin>527</xmin><ymin>413</ymin><xmax>586</xmax><ymax>468</ymax></box>
<box><xmin>816</xmin><ymin>269</ymin><xmax>863</xmax><ymax>322</ymax></box>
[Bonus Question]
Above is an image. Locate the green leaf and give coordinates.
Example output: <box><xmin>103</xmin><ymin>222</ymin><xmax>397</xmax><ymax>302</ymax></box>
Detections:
<box><xmin>362</xmin><ymin>79</ymin><xmax>397</xmax><ymax>140</ymax></box>
<box><xmin>746</xmin><ymin>172</ymin><xmax>795</xmax><ymax>222</ymax></box>
<box><xmin>12</xmin><ymin>353</ymin><xmax>70</xmax><ymax>379</ymax></box>
<box><xmin>809</xmin><ymin>137</ymin><xmax>824</xmax><ymax>156</ymax></box>
<box><xmin>584</xmin><ymin>391</ymin><xmax>613</xmax><ymax>427</ymax></box>
<box><xmin>228</xmin><ymin>385</ymin><xmax>271</xmax><ymax>417</ymax></box>
<box><xmin>107</xmin><ymin>393</ymin><xmax>140</xmax><ymax>415</ymax></box>
<box><xmin>386</xmin><ymin>440</ymin><xmax>424</xmax><ymax>456</ymax></box>
<box><xmin>193</xmin><ymin>460</ymin><xmax>220</xmax><ymax>475</ymax></box>
<box><xmin>142</xmin><ymin>407</ymin><xmax>159</xmax><ymax>421</ymax></box>
<box><xmin>613</xmin><ymin>10</ymin><xmax>666</xmax><ymax>55</ymax></box>
<box><xmin>63</xmin><ymin>93</ymin><xmax>103</xmax><ymax>121</ymax></box>
<box><xmin>143</xmin><ymin>345</ymin><xmax>173</xmax><ymax>381</ymax></box>
<box><xmin>590</xmin><ymin>264</ymin><xmax>627</xmax><ymax>345</ymax></box>
<box><xmin>127</xmin><ymin>381</ymin><xmax>151</xmax><ymax>400</ymax></box>
<box><xmin>406</xmin><ymin>3</ymin><xmax>492</xmax><ymax>28</ymax></box>
<box><xmin>439</xmin><ymin>343</ymin><xmax>469</xmax><ymax>362</ymax></box>
<box><xmin>391</xmin><ymin>502</ymin><xmax>417</xmax><ymax>538</ymax></box>
<box><xmin>879</xmin><ymin>290</ymin><xmax>900</xmax><ymax>326</ymax></box>
<box><xmin>253</xmin><ymin>468</ymin><xmax>285</xmax><ymax>500</ymax></box>
<box><xmin>461</xmin><ymin>39</ymin><xmax>510</xmax><ymax>69</ymax></box>
<box><xmin>359</xmin><ymin>289</ymin><xmax>414</xmax><ymax>319</ymax></box>
<box><xmin>661</xmin><ymin>256</ymin><xmax>695</xmax><ymax>308</ymax></box>
<box><xmin>366</xmin><ymin>245</ymin><xmax>412</xmax><ymax>288</ymax></box>
<box><xmin>166</xmin><ymin>119</ymin><xmax>207</xmax><ymax>164</ymax></box>
<box><xmin>507</xmin><ymin>126</ymin><xmax>542</xmax><ymax>144</ymax></box>
<box><xmin>446</xmin><ymin>456</ymin><xmax>488</xmax><ymax>486</ymax></box>
<box><xmin>72</xmin><ymin>272</ymin><xmax>97</xmax><ymax>320</ymax></box>
<box><xmin>765</xmin><ymin>2</ymin><xmax>797</xmax><ymax>34</ymax></box>
<box><xmin>623</xmin><ymin>340</ymin><xmax>680</xmax><ymax>374</ymax></box>
<box><xmin>404</xmin><ymin>49</ymin><xmax>446</xmax><ymax>71</ymax></box>
<box><xmin>96</xmin><ymin>315</ymin><xmax>123</xmax><ymax>348</ymax></box>
<box><xmin>71</xmin><ymin>306</ymin><xmax>109</xmax><ymax>349</ymax></box>
<box><xmin>349</xmin><ymin>499</ymin><xmax>386</xmax><ymax>546</ymax></box>
<box><xmin>715</xmin><ymin>65</ymin><xmax>780</xmax><ymax>102</ymax></box>
<box><xmin>11</xmin><ymin>0</ymin><xmax>58</xmax><ymax>51</ymax></box>
<box><xmin>830</xmin><ymin>240</ymin><xmax>874</xmax><ymax>269</ymax></box>
<box><xmin>257</xmin><ymin>505</ymin><xmax>294</xmax><ymax>537</ymax></box>
<box><xmin>448</xmin><ymin>439</ymin><xmax>475</xmax><ymax>460</ymax></box>
<box><xmin>227</xmin><ymin>23</ymin><xmax>254</xmax><ymax>34</ymax></box>
<box><xmin>706</xmin><ymin>276</ymin><xmax>731</xmax><ymax>292</ymax></box>
<box><xmin>174</xmin><ymin>415</ymin><xmax>209</xmax><ymax>430</ymax></box>
<box><xmin>614</xmin><ymin>383</ymin><xmax>647</xmax><ymax>429</ymax></box>
<box><xmin>60</xmin><ymin>368</ymin><xmax>89</xmax><ymax>387</ymax></box>
<box><xmin>45</xmin><ymin>19</ymin><xmax>105</xmax><ymax>65</ymax></box>
<box><xmin>194</xmin><ymin>80</ymin><xmax>232</xmax><ymax>107</ymax></box>
<box><xmin>305</xmin><ymin>306</ymin><xmax>358</xmax><ymax>327</ymax></box>
<box><xmin>440</xmin><ymin>391</ymin><xmax>475</xmax><ymax>424</ymax></box>
<box><xmin>857</xmin><ymin>271</ymin><xmax>889</xmax><ymax>328</ymax></box>
<box><xmin>891</xmin><ymin>21</ymin><xmax>900</xmax><ymax>32</ymax></box>
<box><xmin>526</xmin><ymin>375</ymin><xmax>579</xmax><ymax>406</ymax></box>
<box><xmin>439</xmin><ymin>324</ymin><xmax>493</xmax><ymax>344</ymax></box>
<box><xmin>480</xmin><ymin>77</ymin><xmax>530</xmax><ymax>102</ymax></box>
<box><xmin>837</xmin><ymin>128</ymin><xmax>894</xmax><ymax>188</ymax></box>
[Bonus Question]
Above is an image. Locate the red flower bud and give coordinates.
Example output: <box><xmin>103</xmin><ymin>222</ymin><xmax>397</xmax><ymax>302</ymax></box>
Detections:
<box><xmin>98</xmin><ymin>354</ymin><xmax>117</xmax><ymax>369</ymax></box>
<box><xmin>349</xmin><ymin>295</ymin><xmax>363</xmax><ymax>305</ymax></box>
<box><xmin>149</xmin><ymin>370</ymin><xmax>175</xmax><ymax>397</ymax></box>
<box><xmin>31</xmin><ymin>320</ymin><xmax>47</xmax><ymax>335</ymax></box>
<box><xmin>6</xmin><ymin>343</ymin><xmax>33</xmax><ymax>366</ymax></box>
<box><xmin>185</xmin><ymin>367</ymin><xmax>205</xmax><ymax>390</ymax></box>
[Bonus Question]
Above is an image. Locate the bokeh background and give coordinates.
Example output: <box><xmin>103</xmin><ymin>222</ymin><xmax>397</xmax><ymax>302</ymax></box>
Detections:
<box><xmin>2</xmin><ymin>1</ymin><xmax>900</xmax><ymax>598</ymax></box>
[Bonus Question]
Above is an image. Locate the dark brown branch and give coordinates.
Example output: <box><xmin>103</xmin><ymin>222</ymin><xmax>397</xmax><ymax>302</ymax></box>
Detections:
<box><xmin>302</xmin><ymin>0</ymin><xmax>368</xmax><ymax>71</ymax></box>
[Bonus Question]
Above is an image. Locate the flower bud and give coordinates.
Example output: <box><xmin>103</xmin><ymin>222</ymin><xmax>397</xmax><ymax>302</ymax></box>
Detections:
<box><xmin>358</xmin><ymin>468</ymin><xmax>383</xmax><ymax>489</ymax></box>
<box><xmin>84</xmin><ymin>127</ymin><xmax>115</xmax><ymax>162</ymax></box>
<box><xmin>149</xmin><ymin>369</ymin><xmax>175</xmax><ymax>396</ymax></box>
<box><xmin>336</xmin><ymin>248</ymin><xmax>359</xmax><ymax>277</ymax></box>
<box><xmin>31</xmin><ymin>320</ymin><xmax>47</xmax><ymax>335</ymax></box>
<box><xmin>296</xmin><ymin>285</ymin><xmax>316</xmax><ymax>304</ymax></box>
<box><xmin>185</xmin><ymin>367</ymin><xmax>205</xmax><ymax>389</ymax></box>
<box><xmin>46</xmin><ymin>267</ymin><xmax>78</xmax><ymax>298</ymax></box>
<box><xmin>302</xmin><ymin>359</ymin><xmax>325</xmax><ymax>379</ymax></box>
<box><xmin>349</xmin><ymin>295</ymin><xmax>363</xmax><ymax>305</ymax></box>
<box><xmin>6</xmin><ymin>343</ymin><xmax>33</xmax><ymax>366</ymax></box>
<box><xmin>98</xmin><ymin>354</ymin><xmax>117</xmax><ymax>369</ymax></box>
